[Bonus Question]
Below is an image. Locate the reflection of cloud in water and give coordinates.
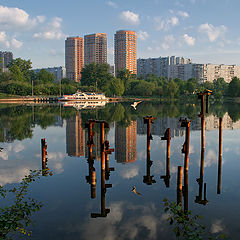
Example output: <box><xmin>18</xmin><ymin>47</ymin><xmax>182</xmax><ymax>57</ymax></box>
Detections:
<box><xmin>13</xmin><ymin>142</ymin><xmax>25</xmax><ymax>153</ymax></box>
<box><xmin>0</xmin><ymin>149</ymin><xmax>8</xmax><ymax>161</ymax></box>
<box><xmin>0</xmin><ymin>167</ymin><xmax>31</xmax><ymax>185</ymax></box>
<box><xmin>205</xmin><ymin>149</ymin><xmax>218</xmax><ymax>167</ymax></box>
<box><xmin>189</xmin><ymin>144</ymin><xmax>195</xmax><ymax>154</ymax></box>
<box><xmin>47</xmin><ymin>152</ymin><xmax>65</xmax><ymax>174</ymax></box>
<box><xmin>211</xmin><ymin>219</ymin><xmax>225</xmax><ymax>234</ymax></box>
<box><xmin>119</xmin><ymin>165</ymin><xmax>139</xmax><ymax>179</ymax></box>
<box><xmin>138</xmin><ymin>150</ymin><xmax>145</xmax><ymax>161</ymax></box>
<box><xmin>77</xmin><ymin>201</ymin><xmax>171</xmax><ymax>240</ymax></box>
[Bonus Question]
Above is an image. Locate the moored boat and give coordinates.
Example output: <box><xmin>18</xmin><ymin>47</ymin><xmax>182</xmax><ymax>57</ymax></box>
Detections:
<box><xmin>58</xmin><ymin>91</ymin><xmax>108</xmax><ymax>101</ymax></box>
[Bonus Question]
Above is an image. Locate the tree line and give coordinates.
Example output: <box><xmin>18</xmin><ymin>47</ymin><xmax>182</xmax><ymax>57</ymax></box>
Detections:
<box><xmin>1</xmin><ymin>58</ymin><xmax>240</xmax><ymax>98</ymax></box>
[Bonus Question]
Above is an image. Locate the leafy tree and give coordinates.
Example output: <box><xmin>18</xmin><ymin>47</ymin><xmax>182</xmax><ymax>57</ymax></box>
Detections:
<box><xmin>35</xmin><ymin>69</ymin><xmax>55</xmax><ymax>84</ymax></box>
<box><xmin>8</xmin><ymin>58</ymin><xmax>32</xmax><ymax>83</ymax></box>
<box><xmin>81</xmin><ymin>63</ymin><xmax>112</xmax><ymax>90</ymax></box>
<box><xmin>108</xmin><ymin>77</ymin><xmax>124</xmax><ymax>96</ymax></box>
<box><xmin>228</xmin><ymin>77</ymin><xmax>240</xmax><ymax>97</ymax></box>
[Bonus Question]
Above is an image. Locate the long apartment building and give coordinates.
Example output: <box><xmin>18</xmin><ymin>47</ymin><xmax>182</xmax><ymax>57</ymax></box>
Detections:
<box><xmin>84</xmin><ymin>33</ymin><xmax>107</xmax><ymax>66</ymax></box>
<box><xmin>114</xmin><ymin>30</ymin><xmax>137</xmax><ymax>75</ymax></box>
<box><xmin>138</xmin><ymin>56</ymin><xmax>240</xmax><ymax>83</ymax></box>
<box><xmin>65</xmin><ymin>37</ymin><xmax>84</xmax><ymax>82</ymax></box>
<box><xmin>0</xmin><ymin>51</ymin><xmax>13</xmax><ymax>72</ymax></box>
<box><xmin>169</xmin><ymin>64</ymin><xmax>240</xmax><ymax>83</ymax></box>
<box><xmin>137</xmin><ymin>56</ymin><xmax>191</xmax><ymax>79</ymax></box>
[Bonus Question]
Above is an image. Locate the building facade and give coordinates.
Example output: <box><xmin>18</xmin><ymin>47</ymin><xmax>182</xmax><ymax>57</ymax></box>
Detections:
<box><xmin>84</xmin><ymin>33</ymin><xmax>107</xmax><ymax>66</ymax></box>
<box><xmin>137</xmin><ymin>56</ymin><xmax>191</xmax><ymax>79</ymax></box>
<box><xmin>114</xmin><ymin>30</ymin><xmax>137</xmax><ymax>75</ymax></box>
<box><xmin>65</xmin><ymin>37</ymin><xmax>84</xmax><ymax>82</ymax></box>
<box><xmin>0</xmin><ymin>51</ymin><xmax>13</xmax><ymax>72</ymax></box>
<box><xmin>33</xmin><ymin>66</ymin><xmax>66</xmax><ymax>82</ymax></box>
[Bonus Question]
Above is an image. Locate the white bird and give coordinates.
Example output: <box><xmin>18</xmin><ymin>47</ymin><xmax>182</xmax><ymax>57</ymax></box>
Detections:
<box><xmin>131</xmin><ymin>186</ymin><xmax>142</xmax><ymax>195</ymax></box>
<box><xmin>131</xmin><ymin>101</ymin><xmax>142</xmax><ymax>110</ymax></box>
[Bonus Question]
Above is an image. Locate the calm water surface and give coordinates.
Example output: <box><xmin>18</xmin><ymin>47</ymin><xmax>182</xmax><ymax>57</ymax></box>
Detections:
<box><xmin>0</xmin><ymin>101</ymin><xmax>240</xmax><ymax>239</ymax></box>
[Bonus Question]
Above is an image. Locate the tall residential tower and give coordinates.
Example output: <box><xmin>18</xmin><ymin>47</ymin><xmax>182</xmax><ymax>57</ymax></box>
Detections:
<box><xmin>114</xmin><ymin>30</ymin><xmax>137</xmax><ymax>75</ymax></box>
<box><xmin>84</xmin><ymin>33</ymin><xmax>107</xmax><ymax>66</ymax></box>
<box><xmin>65</xmin><ymin>37</ymin><xmax>84</xmax><ymax>82</ymax></box>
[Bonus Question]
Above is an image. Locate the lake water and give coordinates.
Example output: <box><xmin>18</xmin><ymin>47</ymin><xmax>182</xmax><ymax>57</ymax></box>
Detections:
<box><xmin>0</xmin><ymin>101</ymin><xmax>240</xmax><ymax>239</ymax></box>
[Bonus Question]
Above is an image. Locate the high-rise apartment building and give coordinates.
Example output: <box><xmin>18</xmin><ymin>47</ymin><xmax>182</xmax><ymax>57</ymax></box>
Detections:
<box><xmin>65</xmin><ymin>37</ymin><xmax>84</xmax><ymax>82</ymax></box>
<box><xmin>84</xmin><ymin>33</ymin><xmax>107</xmax><ymax>66</ymax></box>
<box><xmin>114</xmin><ymin>30</ymin><xmax>137</xmax><ymax>75</ymax></box>
<box><xmin>0</xmin><ymin>51</ymin><xmax>13</xmax><ymax>72</ymax></box>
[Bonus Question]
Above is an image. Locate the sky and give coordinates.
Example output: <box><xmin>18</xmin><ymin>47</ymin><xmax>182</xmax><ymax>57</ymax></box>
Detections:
<box><xmin>0</xmin><ymin>0</ymin><xmax>239</xmax><ymax>68</ymax></box>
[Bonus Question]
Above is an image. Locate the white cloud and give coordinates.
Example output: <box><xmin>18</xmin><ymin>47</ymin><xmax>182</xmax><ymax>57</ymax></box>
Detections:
<box><xmin>120</xmin><ymin>10</ymin><xmax>140</xmax><ymax>25</ymax></box>
<box><xmin>147</xmin><ymin>46</ymin><xmax>153</xmax><ymax>51</ymax></box>
<box><xmin>107</xmin><ymin>1</ymin><xmax>118</xmax><ymax>8</ymax></box>
<box><xmin>154</xmin><ymin>16</ymin><xmax>179</xmax><ymax>31</ymax></box>
<box><xmin>198</xmin><ymin>23</ymin><xmax>227</xmax><ymax>42</ymax></box>
<box><xmin>0</xmin><ymin>149</ymin><xmax>8</xmax><ymax>161</ymax></box>
<box><xmin>177</xmin><ymin>11</ymin><xmax>189</xmax><ymax>18</ymax></box>
<box><xmin>0</xmin><ymin>31</ymin><xmax>23</xmax><ymax>49</ymax></box>
<box><xmin>0</xmin><ymin>5</ymin><xmax>43</xmax><ymax>31</ymax></box>
<box><xmin>161</xmin><ymin>35</ymin><xmax>175</xmax><ymax>50</ymax></box>
<box><xmin>33</xmin><ymin>17</ymin><xmax>65</xmax><ymax>40</ymax></box>
<box><xmin>138</xmin><ymin>31</ymin><xmax>149</xmax><ymax>41</ymax></box>
<box><xmin>183</xmin><ymin>33</ymin><xmax>195</xmax><ymax>46</ymax></box>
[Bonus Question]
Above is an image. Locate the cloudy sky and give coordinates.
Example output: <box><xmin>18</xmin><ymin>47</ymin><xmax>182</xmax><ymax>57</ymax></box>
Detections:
<box><xmin>0</xmin><ymin>0</ymin><xmax>239</xmax><ymax>68</ymax></box>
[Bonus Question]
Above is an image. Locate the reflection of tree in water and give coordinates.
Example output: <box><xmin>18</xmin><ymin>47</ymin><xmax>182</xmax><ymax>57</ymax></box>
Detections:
<box><xmin>1</xmin><ymin>101</ymin><xmax>240</xmax><ymax>143</ymax></box>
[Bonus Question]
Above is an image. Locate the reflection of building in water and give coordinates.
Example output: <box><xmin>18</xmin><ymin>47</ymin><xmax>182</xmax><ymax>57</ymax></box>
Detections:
<box><xmin>66</xmin><ymin>113</ymin><xmax>85</xmax><ymax>156</ymax></box>
<box><xmin>137</xmin><ymin>118</ymin><xmax>185</xmax><ymax>138</ymax></box>
<box><xmin>85</xmin><ymin>130</ymin><xmax>101</xmax><ymax>161</ymax></box>
<box><xmin>115</xmin><ymin>121</ymin><xmax>137</xmax><ymax>163</ymax></box>
<box><xmin>205</xmin><ymin>113</ymin><xmax>240</xmax><ymax>130</ymax></box>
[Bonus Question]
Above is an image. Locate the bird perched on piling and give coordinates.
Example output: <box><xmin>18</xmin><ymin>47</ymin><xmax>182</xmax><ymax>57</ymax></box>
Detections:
<box><xmin>131</xmin><ymin>101</ymin><xmax>142</xmax><ymax>110</ymax></box>
<box><xmin>131</xmin><ymin>186</ymin><xmax>142</xmax><ymax>195</ymax></box>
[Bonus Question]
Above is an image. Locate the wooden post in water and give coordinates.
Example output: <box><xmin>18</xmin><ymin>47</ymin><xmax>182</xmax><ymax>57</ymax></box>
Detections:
<box><xmin>143</xmin><ymin>116</ymin><xmax>156</xmax><ymax>185</ymax></box>
<box><xmin>105</xmin><ymin>140</ymin><xmax>114</xmax><ymax>180</ymax></box>
<box><xmin>217</xmin><ymin>117</ymin><xmax>223</xmax><ymax>194</ymax></box>
<box><xmin>177</xmin><ymin>166</ymin><xmax>183</xmax><ymax>206</ymax></box>
<box><xmin>161</xmin><ymin>128</ymin><xmax>171</xmax><ymax>187</ymax></box>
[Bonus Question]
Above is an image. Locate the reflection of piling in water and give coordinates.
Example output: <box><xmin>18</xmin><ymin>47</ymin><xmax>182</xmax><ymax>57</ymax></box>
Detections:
<box><xmin>91</xmin><ymin>120</ymin><xmax>113</xmax><ymax>218</ymax></box>
<box><xmin>85</xmin><ymin>120</ymin><xmax>96</xmax><ymax>199</ymax></box>
<box><xmin>217</xmin><ymin>117</ymin><xmax>223</xmax><ymax>194</ymax></box>
<box><xmin>180</xmin><ymin>119</ymin><xmax>191</xmax><ymax>172</ymax></box>
<box><xmin>143</xmin><ymin>116</ymin><xmax>156</xmax><ymax>185</ymax></box>
<box><xmin>105</xmin><ymin>140</ymin><xmax>114</xmax><ymax>180</ymax></box>
<box><xmin>195</xmin><ymin>92</ymin><xmax>209</xmax><ymax>205</ymax></box>
<box><xmin>177</xmin><ymin>166</ymin><xmax>183</xmax><ymax>206</ymax></box>
<box><xmin>41</xmin><ymin>138</ymin><xmax>48</xmax><ymax>176</ymax></box>
<box><xmin>180</xmin><ymin>118</ymin><xmax>191</xmax><ymax>213</ymax></box>
<box><xmin>161</xmin><ymin>128</ymin><xmax>171</xmax><ymax>187</ymax></box>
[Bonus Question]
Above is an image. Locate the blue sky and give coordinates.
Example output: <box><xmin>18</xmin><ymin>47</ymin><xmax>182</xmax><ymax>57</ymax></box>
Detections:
<box><xmin>0</xmin><ymin>0</ymin><xmax>239</xmax><ymax>68</ymax></box>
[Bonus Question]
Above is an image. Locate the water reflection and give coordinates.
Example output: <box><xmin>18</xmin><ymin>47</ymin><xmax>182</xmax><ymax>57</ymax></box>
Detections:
<box><xmin>1</xmin><ymin>102</ymin><xmax>240</xmax><ymax>238</ymax></box>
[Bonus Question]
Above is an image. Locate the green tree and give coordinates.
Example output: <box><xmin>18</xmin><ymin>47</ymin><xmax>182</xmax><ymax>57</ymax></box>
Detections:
<box><xmin>35</xmin><ymin>69</ymin><xmax>55</xmax><ymax>84</ymax></box>
<box><xmin>228</xmin><ymin>77</ymin><xmax>240</xmax><ymax>97</ymax></box>
<box><xmin>109</xmin><ymin>77</ymin><xmax>124</xmax><ymax>96</ymax></box>
<box><xmin>8</xmin><ymin>58</ymin><xmax>32</xmax><ymax>83</ymax></box>
<box><xmin>81</xmin><ymin>63</ymin><xmax>112</xmax><ymax>90</ymax></box>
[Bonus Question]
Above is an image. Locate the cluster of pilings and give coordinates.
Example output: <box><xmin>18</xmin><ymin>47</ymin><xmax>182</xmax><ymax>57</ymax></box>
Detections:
<box><xmin>142</xmin><ymin>89</ymin><xmax>223</xmax><ymax>213</ymax></box>
<box><xmin>84</xmin><ymin>120</ymin><xmax>115</xmax><ymax>218</ymax></box>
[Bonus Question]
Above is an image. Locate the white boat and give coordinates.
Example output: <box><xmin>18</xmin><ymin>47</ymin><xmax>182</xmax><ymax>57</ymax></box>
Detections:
<box><xmin>62</xmin><ymin>101</ymin><xmax>107</xmax><ymax>110</ymax></box>
<box><xmin>58</xmin><ymin>91</ymin><xmax>108</xmax><ymax>101</ymax></box>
